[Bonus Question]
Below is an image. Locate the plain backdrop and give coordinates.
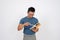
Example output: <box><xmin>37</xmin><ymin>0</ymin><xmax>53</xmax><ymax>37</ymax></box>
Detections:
<box><xmin>0</xmin><ymin>0</ymin><xmax>60</xmax><ymax>40</ymax></box>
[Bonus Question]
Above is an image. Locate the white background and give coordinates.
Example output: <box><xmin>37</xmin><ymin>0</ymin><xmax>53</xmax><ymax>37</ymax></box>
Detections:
<box><xmin>0</xmin><ymin>0</ymin><xmax>60</xmax><ymax>40</ymax></box>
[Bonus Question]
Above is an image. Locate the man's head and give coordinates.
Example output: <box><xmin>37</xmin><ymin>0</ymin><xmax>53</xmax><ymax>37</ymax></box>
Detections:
<box><xmin>27</xmin><ymin>7</ymin><xmax>35</xmax><ymax>18</ymax></box>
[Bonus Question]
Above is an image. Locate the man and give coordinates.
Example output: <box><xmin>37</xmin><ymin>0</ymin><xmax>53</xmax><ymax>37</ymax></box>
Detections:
<box><xmin>17</xmin><ymin>7</ymin><xmax>40</xmax><ymax>40</ymax></box>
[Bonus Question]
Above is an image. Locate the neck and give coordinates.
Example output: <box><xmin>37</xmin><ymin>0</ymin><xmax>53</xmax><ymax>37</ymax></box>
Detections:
<box><xmin>27</xmin><ymin>16</ymin><xmax>33</xmax><ymax>18</ymax></box>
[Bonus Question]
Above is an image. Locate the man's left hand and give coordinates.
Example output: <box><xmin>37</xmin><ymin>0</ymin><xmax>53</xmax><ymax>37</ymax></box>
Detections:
<box><xmin>31</xmin><ymin>27</ymin><xmax>39</xmax><ymax>32</ymax></box>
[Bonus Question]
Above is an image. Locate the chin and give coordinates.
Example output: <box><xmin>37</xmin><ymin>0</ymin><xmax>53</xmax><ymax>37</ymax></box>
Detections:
<box><xmin>30</xmin><ymin>17</ymin><xmax>33</xmax><ymax>18</ymax></box>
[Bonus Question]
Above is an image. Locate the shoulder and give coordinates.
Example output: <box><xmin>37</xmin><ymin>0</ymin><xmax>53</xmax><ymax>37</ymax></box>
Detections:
<box><xmin>32</xmin><ymin>17</ymin><xmax>39</xmax><ymax>23</ymax></box>
<box><xmin>33</xmin><ymin>17</ymin><xmax>38</xmax><ymax>22</ymax></box>
<box><xmin>20</xmin><ymin>16</ymin><xmax>27</xmax><ymax>20</ymax></box>
<box><xmin>19</xmin><ymin>17</ymin><xmax>26</xmax><ymax>24</ymax></box>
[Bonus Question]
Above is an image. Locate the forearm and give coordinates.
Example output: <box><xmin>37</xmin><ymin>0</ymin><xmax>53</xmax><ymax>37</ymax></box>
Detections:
<box><xmin>18</xmin><ymin>24</ymin><xmax>24</xmax><ymax>31</ymax></box>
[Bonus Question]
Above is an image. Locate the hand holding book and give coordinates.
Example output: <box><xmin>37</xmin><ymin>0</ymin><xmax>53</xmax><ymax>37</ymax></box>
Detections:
<box><xmin>30</xmin><ymin>23</ymin><xmax>41</xmax><ymax>32</ymax></box>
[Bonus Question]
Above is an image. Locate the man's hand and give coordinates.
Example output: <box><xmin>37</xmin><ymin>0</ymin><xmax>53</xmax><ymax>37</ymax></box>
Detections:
<box><xmin>31</xmin><ymin>23</ymin><xmax>40</xmax><ymax>32</ymax></box>
<box><xmin>24</xmin><ymin>22</ymin><xmax>30</xmax><ymax>26</ymax></box>
<box><xmin>31</xmin><ymin>27</ymin><xmax>39</xmax><ymax>32</ymax></box>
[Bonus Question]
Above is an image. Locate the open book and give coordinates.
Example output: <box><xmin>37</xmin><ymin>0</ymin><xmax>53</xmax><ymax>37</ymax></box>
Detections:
<box><xmin>30</xmin><ymin>23</ymin><xmax>40</xmax><ymax>30</ymax></box>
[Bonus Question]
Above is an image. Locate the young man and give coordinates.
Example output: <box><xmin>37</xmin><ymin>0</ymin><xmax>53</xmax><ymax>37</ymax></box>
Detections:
<box><xmin>17</xmin><ymin>7</ymin><xmax>40</xmax><ymax>40</ymax></box>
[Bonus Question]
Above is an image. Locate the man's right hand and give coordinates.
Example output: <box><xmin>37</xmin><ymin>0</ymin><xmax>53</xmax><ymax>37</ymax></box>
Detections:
<box><xmin>23</xmin><ymin>22</ymin><xmax>30</xmax><ymax>26</ymax></box>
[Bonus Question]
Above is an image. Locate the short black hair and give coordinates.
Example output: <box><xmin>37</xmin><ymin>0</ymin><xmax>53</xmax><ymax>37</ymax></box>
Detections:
<box><xmin>27</xmin><ymin>7</ymin><xmax>35</xmax><ymax>13</ymax></box>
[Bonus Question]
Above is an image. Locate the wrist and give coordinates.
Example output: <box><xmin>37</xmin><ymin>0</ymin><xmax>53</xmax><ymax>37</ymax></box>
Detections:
<box><xmin>23</xmin><ymin>24</ymin><xmax>25</xmax><ymax>26</ymax></box>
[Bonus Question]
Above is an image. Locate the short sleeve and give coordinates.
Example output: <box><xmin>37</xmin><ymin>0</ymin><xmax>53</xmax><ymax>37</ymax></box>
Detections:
<box><xmin>33</xmin><ymin>17</ymin><xmax>39</xmax><ymax>24</ymax></box>
<box><xmin>19</xmin><ymin>18</ymin><xmax>24</xmax><ymax>24</ymax></box>
<box><xmin>34</xmin><ymin>18</ymin><xmax>39</xmax><ymax>24</ymax></box>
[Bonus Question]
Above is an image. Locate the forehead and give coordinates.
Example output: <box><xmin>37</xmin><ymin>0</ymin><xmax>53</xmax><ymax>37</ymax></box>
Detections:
<box><xmin>28</xmin><ymin>11</ymin><xmax>34</xmax><ymax>14</ymax></box>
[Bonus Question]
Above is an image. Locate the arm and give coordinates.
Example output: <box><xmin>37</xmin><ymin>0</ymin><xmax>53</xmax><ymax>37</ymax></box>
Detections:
<box><xmin>17</xmin><ymin>22</ymin><xmax>30</xmax><ymax>31</ymax></box>
<box><xmin>17</xmin><ymin>24</ymin><xmax>24</xmax><ymax>31</ymax></box>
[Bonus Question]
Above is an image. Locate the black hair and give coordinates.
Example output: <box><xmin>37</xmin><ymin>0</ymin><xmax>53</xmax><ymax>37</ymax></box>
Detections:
<box><xmin>27</xmin><ymin>7</ymin><xmax>35</xmax><ymax>13</ymax></box>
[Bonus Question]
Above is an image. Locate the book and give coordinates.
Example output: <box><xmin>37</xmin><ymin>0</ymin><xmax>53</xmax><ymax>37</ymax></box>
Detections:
<box><xmin>30</xmin><ymin>23</ymin><xmax>40</xmax><ymax>30</ymax></box>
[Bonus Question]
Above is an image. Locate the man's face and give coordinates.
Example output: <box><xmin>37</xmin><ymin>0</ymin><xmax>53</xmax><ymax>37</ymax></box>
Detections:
<box><xmin>28</xmin><ymin>11</ymin><xmax>34</xmax><ymax>18</ymax></box>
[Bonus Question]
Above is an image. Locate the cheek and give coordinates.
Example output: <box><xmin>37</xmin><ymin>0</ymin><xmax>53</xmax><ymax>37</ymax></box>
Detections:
<box><xmin>30</xmin><ymin>15</ymin><xmax>33</xmax><ymax>17</ymax></box>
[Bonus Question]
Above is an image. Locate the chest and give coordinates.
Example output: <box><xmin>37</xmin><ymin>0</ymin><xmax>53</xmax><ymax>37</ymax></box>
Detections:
<box><xmin>24</xmin><ymin>18</ymin><xmax>36</xmax><ymax>25</ymax></box>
